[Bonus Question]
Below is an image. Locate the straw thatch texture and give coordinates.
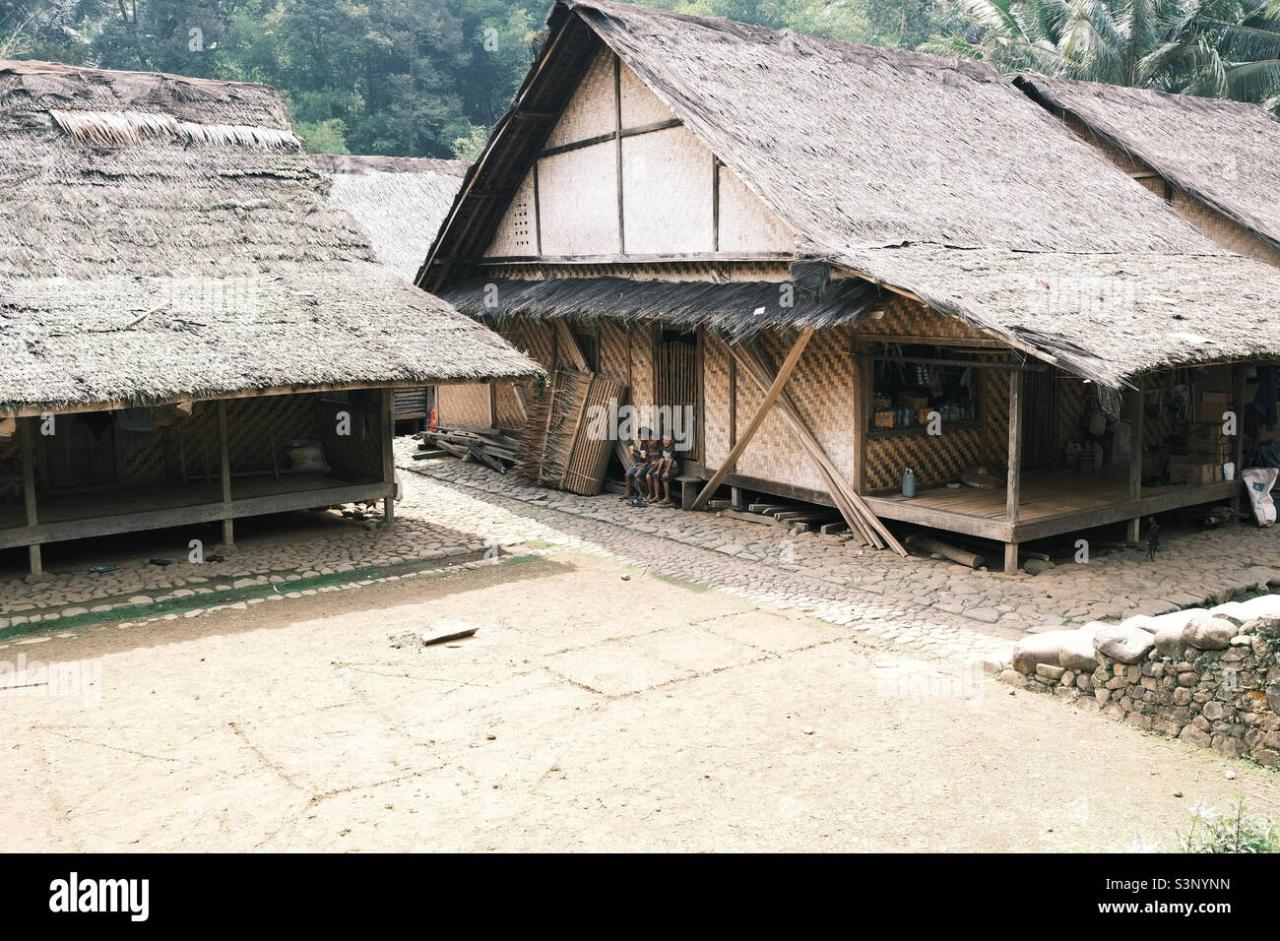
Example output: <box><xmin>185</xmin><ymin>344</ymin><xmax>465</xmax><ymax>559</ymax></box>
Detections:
<box><xmin>314</xmin><ymin>155</ymin><xmax>468</xmax><ymax>282</ymax></box>
<box><xmin>432</xmin><ymin>1</ymin><xmax>1280</xmax><ymax>389</ymax></box>
<box><xmin>0</xmin><ymin>59</ymin><xmax>537</xmax><ymax>413</ymax></box>
<box><xmin>444</xmin><ymin>275</ymin><xmax>879</xmax><ymax>341</ymax></box>
<box><xmin>1015</xmin><ymin>75</ymin><xmax>1280</xmax><ymax>253</ymax></box>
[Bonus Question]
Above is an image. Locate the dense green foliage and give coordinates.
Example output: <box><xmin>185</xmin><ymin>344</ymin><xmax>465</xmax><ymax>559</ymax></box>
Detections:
<box><xmin>1</xmin><ymin>0</ymin><xmax>1275</xmax><ymax>157</ymax></box>
<box><xmin>925</xmin><ymin>0</ymin><xmax>1280</xmax><ymax>112</ymax></box>
<box><xmin>0</xmin><ymin>0</ymin><xmax>961</xmax><ymax>156</ymax></box>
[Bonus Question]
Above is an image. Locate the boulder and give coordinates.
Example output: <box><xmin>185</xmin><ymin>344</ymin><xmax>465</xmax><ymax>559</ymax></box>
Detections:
<box><xmin>1237</xmin><ymin>595</ymin><xmax>1280</xmax><ymax>620</ymax></box>
<box><xmin>1208</xmin><ymin>601</ymin><xmax>1251</xmax><ymax>626</ymax></box>
<box><xmin>1154</xmin><ymin>624</ymin><xmax>1188</xmax><ymax>659</ymax></box>
<box><xmin>1181</xmin><ymin>615</ymin><xmax>1236</xmax><ymax>651</ymax></box>
<box><xmin>1093</xmin><ymin>623</ymin><xmax>1155</xmax><ymax>664</ymax></box>
<box><xmin>1144</xmin><ymin>608</ymin><xmax>1209</xmax><ymax>634</ymax></box>
<box><xmin>1058</xmin><ymin>630</ymin><xmax>1100</xmax><ymax>671</ymax></box>
<box><xmin>1012</xmin><ymin>630</ymin><xmax>1077</xmax><ymax>674</ymax></box>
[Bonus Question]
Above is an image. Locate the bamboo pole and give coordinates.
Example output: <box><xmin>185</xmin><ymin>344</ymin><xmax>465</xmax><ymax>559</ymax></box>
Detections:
<box><xmin>690</xmin><ymin>329</ymin><xmax>813</xmax><ymax>510</ymax></box>
<box><xmin>731</xmin><ymin>337</ymin><xmax>907</xmax><ymax>555</ymax></box>
<box><xmin>1004</xmin><ymin>369</ymin><xmax>1023</xmax><ymax>574</ymax></box>
<box><xmin>731</xmin><ymin>341</ymin><xmax>878</xmax><ymax>549</ymax></box>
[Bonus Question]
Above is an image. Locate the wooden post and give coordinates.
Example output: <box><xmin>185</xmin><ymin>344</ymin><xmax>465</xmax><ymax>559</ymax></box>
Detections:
<box><xmin>1004</xmin><ymin>369</ymin><xmax>1023</xmax><ymax>575</ymax></box>
<box><xmin>690</xmin><ymin>329</ymin><xmax>813</xmax><ymax>510</ymax></box>
<box><xmin>382</xmin><ymin>387</ymin><xmax>396</xmax><ymax>526</ymax></box>
<box><xmin>218</xmin><ymin>400</ymin><xmax>234</xmax><ymax>550</ymax></box>
<box><xmin>1232</xmin><ymin>364</ymin><xmax>1245</xmax><ymax>518</ymax></box>
<box><xmin>21</xmin><ymin>417</ymin><xmax>42</xmax><ymax>577</ymax></box>
<box><xmin>1126</xmin><ymin>383</ymin><xmax>1144</xmax><ymax>543</ymax></box>
<box><xmin>852</xmin><ymin>348</ymin><xmax>870</xmax><ymax>495</ymax></box>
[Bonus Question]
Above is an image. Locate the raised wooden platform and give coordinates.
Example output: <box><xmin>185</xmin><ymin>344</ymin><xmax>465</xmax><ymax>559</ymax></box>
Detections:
<box><xmin>0</xmin><ymin>474</ymin><xmax>388</xmax><ymax>551</ymax></box>
<box><xmin>864</xmin><ymin>467</ymin><xmax>1240</xmax><ymax>544</ymax></box>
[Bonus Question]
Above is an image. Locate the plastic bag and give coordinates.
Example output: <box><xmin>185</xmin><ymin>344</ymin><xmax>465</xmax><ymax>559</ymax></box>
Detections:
<box><xmin>1243</xmin><ymin>467</ymin><xmax>1278</xmax><ymax>527</ymax></box>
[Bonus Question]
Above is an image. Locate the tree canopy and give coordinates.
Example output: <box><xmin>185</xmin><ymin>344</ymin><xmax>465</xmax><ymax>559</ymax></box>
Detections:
<box><xmin>1</xmin><ymin>0</ymin><xmax>1274</xmax><ymax>158</ymax></box>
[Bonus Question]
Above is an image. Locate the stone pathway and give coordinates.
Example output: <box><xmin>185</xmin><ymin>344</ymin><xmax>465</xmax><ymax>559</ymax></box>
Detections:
<box><xmin>6</xmin><ymin>438</ymin><xmax>1280</xmax><ymax>674</ymax></box>
<box><xmin>403</xmin><ymin>445</ymin><xmax>1280</xmax><ymax>634</ymax></box>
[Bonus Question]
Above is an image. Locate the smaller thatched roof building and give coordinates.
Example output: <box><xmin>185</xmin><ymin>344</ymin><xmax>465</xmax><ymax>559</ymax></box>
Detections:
<box><xmin>312</xmin><ymin>154</ymin><xmax>468</xmax><ymax>283</ymax></box>
<box><xmin>1015</xmin><ymin>75</ymin><xmax>1280</xmax><ymax>260</ymax></box>
<box><xmin>0</xmin><ymin>60</ymin><xmax>535</xmax><ymax>417</ymax></box>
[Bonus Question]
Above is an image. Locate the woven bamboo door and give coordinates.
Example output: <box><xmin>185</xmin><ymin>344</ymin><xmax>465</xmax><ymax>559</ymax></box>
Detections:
<box><xmin>1022</xmin><ymin>369</ymin><xmax>1058</xmax><ymax>468</ymax></box>
<box><xmin>654</xmin><ymin>330</ymin><xmax>700</xmax><ymax>461</ymax></box>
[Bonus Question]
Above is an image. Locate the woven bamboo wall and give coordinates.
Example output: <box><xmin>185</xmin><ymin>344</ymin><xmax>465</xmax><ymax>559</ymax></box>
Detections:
<box><xmin>848</xmin><ymin>294</ymin><xmax>993</xmax><ymax>343</ymax></box>
<box><xmin>438</xmin><ymin>383</ymin><xmax>493</xmax><ymax>429</ymax></box>
<box><xmin>702</xmin><ymin>331</ymin><xmax>732</xmax><ymax>471</ymax></box>
<box><xmin>1170</xmin><ymin>191</ymin><xmax>1280</xmax><ymax>267</ymax></box>
<box><xmin>718</xmin><ymin>327</ymin><xmax>856</xmax><ymax>493</ymax></box>
<box><xmin>598</xmin><ymin>319</ymin><xmax>632</xmax><ymax>387</ymax></box>
<box><xmin>126</xmin><ymin>394</ymin><xmax>319</xmax><ymax>483</ymax></box>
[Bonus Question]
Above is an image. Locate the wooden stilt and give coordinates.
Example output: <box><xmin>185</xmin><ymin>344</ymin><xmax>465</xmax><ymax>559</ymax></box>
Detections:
<box><xmin>691</xmin><ymin>329</ymin><xmax>813</xmax><ymax>510</ymax></box>
<box><xmin>382</xmin><ymin>388</ymin><xmax>396</xmax><ymax>526</ymax></box>
<box><xmin>218</xmin><ymin>400</ymin><xmax>235</xmax><ymax>550</ymax></box>
<box><xmin>1127</xmin><ymin>382</ymin><xmax>1144</xmax><ymax>543</ymax></box>
<box><xmin>21</xmin><ymin>417</ymin><xmax>42</xmax><ymax>577</ymax></box>
<box><xmin>1005</xmin><ymin>368</ymin><xmax>1024</xmax><ymax>575</ymax></box>
<box><xmin>1232</xmin><ymin>364</ymin><xmax>1245</xmax><ymax>518</ymax></box>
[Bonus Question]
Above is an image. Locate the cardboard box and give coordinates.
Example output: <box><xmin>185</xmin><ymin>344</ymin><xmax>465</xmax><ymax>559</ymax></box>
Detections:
<box><xmin>1168</xmin><ymin>456</ymin><xmax>1220</xmax><ymax>486</ymax></box>
<box><xmin>1198</xmin><ymin>391</ymin><xmax>1232</xmax><ymax>425</ymax></box>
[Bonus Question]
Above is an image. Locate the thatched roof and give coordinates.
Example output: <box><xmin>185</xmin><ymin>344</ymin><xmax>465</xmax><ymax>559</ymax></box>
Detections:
<box><xmin>313</xmin><ymin>154</ymin><xmax>468</xmax><ymax>281</ymax></box>
<box><xmin>1015</xmin><ymin>74</ymin><xmax>1280</xmax><ymax>253</ymax></box>
<box><xmin>447</xmin><ymin>272</ymin><xmax>879</xmax><ymax>341</ymax></box>
<box><xmin>0</xmin><ymin>60</ymin><xmax>537</xmax><ymax>414</ymax></box>
<box><xmin>427</xmin><ymin>0</ymin><xmax>1280</xmax><ymax>388</ymax></box>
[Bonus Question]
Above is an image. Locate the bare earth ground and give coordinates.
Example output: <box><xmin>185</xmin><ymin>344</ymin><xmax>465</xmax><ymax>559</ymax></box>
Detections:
<box><xmin>2</xmin><ymin>550</ymin><xmax>1277</xmax><ymax>852</ymax></box>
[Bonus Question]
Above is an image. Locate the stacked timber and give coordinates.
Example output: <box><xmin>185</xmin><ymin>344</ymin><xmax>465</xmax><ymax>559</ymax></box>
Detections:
<box><xmin>415</xmin><ymin>427</ymin><xmax>519</xmax><ymax>472</ymax></box>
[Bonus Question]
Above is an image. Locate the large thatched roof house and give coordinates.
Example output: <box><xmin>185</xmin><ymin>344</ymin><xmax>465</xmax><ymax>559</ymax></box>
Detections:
<box><xmin>0</xmin><ymin>59</ymin><xmax>535</xmax><ymax>573</ymax></box>
<box><xmin>1016</xmin><ymin>75</ymin><xmax>1280</xmax><ymax>268</ymax></box>
<box><xmin>420</xmin><ymin>0</ymin><xmax>1280</xmax><ymax>572</ymax></box>
<box><xmin>313</xmin><ymin>154</ymin><xmax>471</xmax><ymax>427</ymax></box>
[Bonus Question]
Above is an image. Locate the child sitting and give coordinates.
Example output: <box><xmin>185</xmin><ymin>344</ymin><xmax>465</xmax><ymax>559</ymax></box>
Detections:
<box><xmin>650</xmin><ymin>435</ymin><xmax>681</xmax><ymax>506</ymax></box>
<box><xmin>623</xmin><ymin>428</ymin><xmax>654</xmax><ymax>501</ymax></box>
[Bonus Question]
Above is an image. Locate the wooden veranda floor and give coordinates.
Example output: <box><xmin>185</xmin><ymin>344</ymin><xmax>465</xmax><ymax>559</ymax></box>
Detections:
<box><xmin>864</xmin><ymin>466</ymin><xmax>1241</xmax><ymax>544</ymax></box>
<box><xmin>0</xmin><ymin>473</ymin><xmax>388</xmax><ymax>551</ymax></box>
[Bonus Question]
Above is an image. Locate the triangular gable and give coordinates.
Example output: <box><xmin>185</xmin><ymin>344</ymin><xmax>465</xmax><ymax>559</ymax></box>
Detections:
<box><xmin>482</xmin><ymin>46</ymin><xmax>797</xmax><ymax>260</ymax></box>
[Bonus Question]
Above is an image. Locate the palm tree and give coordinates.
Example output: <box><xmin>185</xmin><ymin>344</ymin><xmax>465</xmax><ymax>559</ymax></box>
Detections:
<box><xmin>925</xmin><ymin>0</ymin><xmax>1280</xmax><ymax>113</ymax></box>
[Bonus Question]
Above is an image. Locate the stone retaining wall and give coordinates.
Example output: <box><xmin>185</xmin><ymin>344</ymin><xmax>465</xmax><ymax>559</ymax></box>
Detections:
<box><xmin>1000</xmin><ymin>603</ymin><xmax>1280</xmax><ymax>768</ymax></box>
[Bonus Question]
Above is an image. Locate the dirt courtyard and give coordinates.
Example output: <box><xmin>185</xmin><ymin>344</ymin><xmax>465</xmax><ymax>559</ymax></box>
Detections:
<box><xmin>2</xmin><ymin>550</ymin><xmax>1277</xmax><ymax>852</ymax></box>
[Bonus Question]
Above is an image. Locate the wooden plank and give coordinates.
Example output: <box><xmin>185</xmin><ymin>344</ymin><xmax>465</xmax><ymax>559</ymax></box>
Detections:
<box><xmin>21</xmin><ymin>417</ymin><xmax>41</xmax><ymax>576</ymax></box>
<box><xmin>218</xmin><ymin>399</ymin><xmax>235</xmax><ymax>550</ymax></box>
<box><xmin>0</xmin><ymin>483</ymin><xmax>390</xmax><ymax>551</ymax></box>
<box><xmin>690</xmin><ymin>329</ymin><xmax>814</xmax><ymax>510</ymax></box>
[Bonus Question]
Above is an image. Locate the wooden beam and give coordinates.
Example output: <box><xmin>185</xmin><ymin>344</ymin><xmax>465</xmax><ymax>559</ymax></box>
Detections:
<box><xmin>382</xmin><ymin>388</ymin><xmax>396</xmax><ymax>526</ymax></box>
<box><xmin>691</xmin><ymin>329</ymin><xmax>813</xmax><ymax>510</ymax></box>
<box><xmin>711</xmin><ymin>155</ymin><xmax>720</xmax><ymax>253</ymax></box>
<box><xmin>21</xmin><ymin>417</ymin><xmax>41</xmax><ymax>576</ymax></box>
<box><xmin>1004</xmin><ymin>370</ymin><xmax>1024</xmax><ymax>574</ymax></box>
<box><xmin>732</xmin><ymin>339</ymin><xmax>899</xmax><ymax>552</ymax></box>
<box><xmin>613</xmin><ymin>54</ymin><xmax>625</xmax><ymax>255</ymax></box>
<box><xmin>0</xmin><ymin>483</ymin><xmax>392</xmax><ymax>551</ymax></box>
<box><xmin>537</xmin><ymin>117</ymin><xmax>684</xmax><ymax>159</ymax></box>
<box><xmin>1233</xmin><ymin>364</ymin><xmax>1246</xmax><ymax>516</ymax></box>
<box><xmin>1127</xmin><ymin>383</ymin><xmax>1144</xmax><ymax>542</ymax></box>
<box><xmin>218</xmin><ymin>400</ymin><xmax>234</xmax><ymax>550</ymax></box>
